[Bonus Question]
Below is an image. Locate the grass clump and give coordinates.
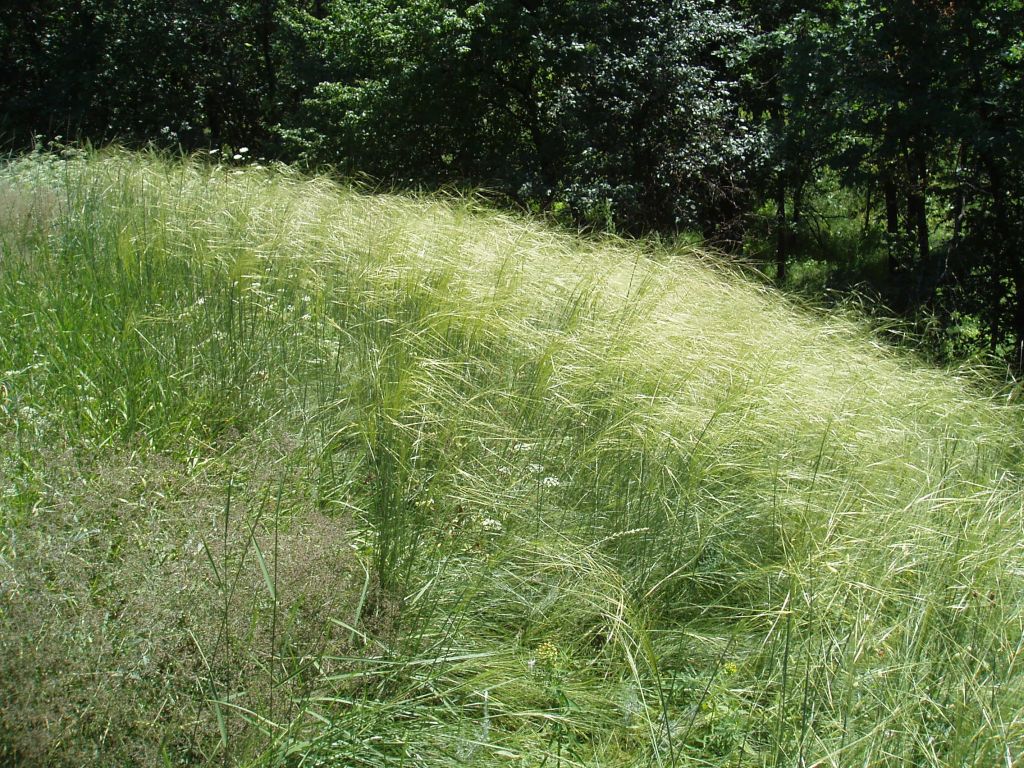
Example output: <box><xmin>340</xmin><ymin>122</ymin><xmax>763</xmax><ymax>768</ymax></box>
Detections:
<box><xmin>1</xmin><ymin>149</ymin><xmax>1022</xmax><ymax>766</ymax></box>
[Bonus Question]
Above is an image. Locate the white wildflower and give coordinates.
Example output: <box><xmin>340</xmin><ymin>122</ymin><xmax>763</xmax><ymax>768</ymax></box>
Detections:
<box><xmin>542</xmin><ymin>476</ymin><xmax>561</xmax><ymax>488</ymax></box>
<box><xmin>527</xmin><ymin>463</ymin><xmax>543</xmax><ymax>474</ymax></box>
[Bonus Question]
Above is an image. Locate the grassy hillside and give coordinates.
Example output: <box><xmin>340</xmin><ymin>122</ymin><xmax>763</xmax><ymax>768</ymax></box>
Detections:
<box><xmin>1</xmin><ymin>150</ymin><xmax>1022</xmax><ymax>767</ymax></box>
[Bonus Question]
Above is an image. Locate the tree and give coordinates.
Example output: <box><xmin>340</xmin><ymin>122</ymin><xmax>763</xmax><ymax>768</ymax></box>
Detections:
<box><xmin>771</xmin><ymin>0</ymin><xmax>1024</xmax><ymax>362</ymax></box>
<box><xmin>734</xmin><ymin>0</ymin><xmax>842</xmax><ymax>280</ymax></box>
<box><xmin>0</xmin><ymin>0</ymin><xmax>303</xmax><ymax>150</ymax></box>
<box><xmin>281</xmin><ymin>0</ymin><xmax>763</xmax><ymax>236</ymax></box>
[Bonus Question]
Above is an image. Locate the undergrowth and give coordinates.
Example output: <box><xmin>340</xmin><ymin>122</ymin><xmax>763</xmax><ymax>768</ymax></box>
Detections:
<box><xmin>1</xmin><ymin>149</ymin><xmax>1022</xmax><ymax>766</ymax></box>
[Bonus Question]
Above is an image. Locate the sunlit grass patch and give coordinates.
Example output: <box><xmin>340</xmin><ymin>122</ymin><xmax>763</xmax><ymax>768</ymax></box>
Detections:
<box><xmin>1</xmin><ymin>149</ymin><xmax>1022</xmax><ymax>766</ymax></box>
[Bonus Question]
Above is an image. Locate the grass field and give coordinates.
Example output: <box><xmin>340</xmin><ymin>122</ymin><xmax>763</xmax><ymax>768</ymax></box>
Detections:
<box><xmin>1</xmin><ymin>149</ymin><xmax>1022</xmax><ymax>767</ymax></box>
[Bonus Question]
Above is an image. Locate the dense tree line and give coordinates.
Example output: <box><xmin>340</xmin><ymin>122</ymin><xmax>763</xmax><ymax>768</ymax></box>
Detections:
<box><xmin>771</xmin><ymin>0</ymin><xmax>1024</xmax><ymax>360</ymax></box>
<box><xmin>3</xmin><ymin>1</ymin><xmax>1023</xmax><ymax>363</ymax></box>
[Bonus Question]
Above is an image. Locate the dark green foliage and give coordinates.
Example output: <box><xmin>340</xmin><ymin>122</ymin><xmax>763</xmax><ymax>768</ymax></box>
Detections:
<box><xmin>743</xmin><ymin>0</ymin><xmax>1024</xmax><ymax>363</ymax></box>
<box><xmin>281</xmin><ymin>0</ymin><xmax>763</xmax><ymax>236</ymax></box>
<box><xmin>0</xmin><ymin>0</ymin><xmax>306</xmax><ymax>149</ymax></box>
<box><xmin>3</xmin><ymin>0</ymin><xmax>1024</xmax><ymax>364</ymax></box>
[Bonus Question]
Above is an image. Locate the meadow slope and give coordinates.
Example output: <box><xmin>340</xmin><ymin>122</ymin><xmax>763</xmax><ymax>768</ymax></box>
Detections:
<box><xmin>1</xmin><ymin>151</ymin><xmax>1022</xmax><ymax>767</ymax></box>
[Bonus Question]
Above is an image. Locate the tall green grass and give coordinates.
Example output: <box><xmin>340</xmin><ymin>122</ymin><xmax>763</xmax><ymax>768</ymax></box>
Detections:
<box><xmin>1</xmin><ymin>149</ymin><xmax>1022</xmax><ymax>766</ymax></box>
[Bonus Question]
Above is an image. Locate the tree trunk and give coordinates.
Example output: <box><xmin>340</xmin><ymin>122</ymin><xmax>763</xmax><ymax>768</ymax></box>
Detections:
<box><xmin>910</xmin><ymin>146</ymin><xmax>930</xmax><ymax>267</ymax></box>
<box><xmin>771</xmin><ymin>105</ymin><xmax>787</xmax><ymax>282</ymax></box>
<box><xmin>775</xmin><ymin>177</ymin><xmax>787</xmax><ymax>283</ymax></box>
<box><xmin>906</xmin><ymin>144</ymin><xmax>930</xmax><ymax>302</ymax></box>
<box><xmin>862</xmin><ymin>183</ymin><xmax>873</xmax><ymax>237</ymax></box>
<box><xmin>259</xmin><ymin>0</ymin><xmax>278</xmax><ymax>125</ymax></box>
<box><xmin>951</xmin><ymin>142</ymin><xmax>967</xmax><ymax>250</ymax></box>
<box><xmin>985</xmin><ymin>157</ymin><xmax>1024</xmax><ymax>363</ymax></box>
<box><xmin>883</xmin><ymin>173</ymin><xmax>900</xmax><ymax>275</ymax></box>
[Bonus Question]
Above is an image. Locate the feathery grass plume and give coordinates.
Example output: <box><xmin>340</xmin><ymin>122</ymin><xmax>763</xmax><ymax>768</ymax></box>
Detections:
<box><xmin>1</xmin><ymin>148</ymin><xmax>1021</xmax><ymax>766</ymax></box>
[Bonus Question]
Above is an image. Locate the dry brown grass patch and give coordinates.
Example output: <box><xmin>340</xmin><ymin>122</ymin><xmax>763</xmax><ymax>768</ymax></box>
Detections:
<box><xmin>0</xmin><ymin>441</ymin><xmax>376</xmax><ymax>766</ymax></box>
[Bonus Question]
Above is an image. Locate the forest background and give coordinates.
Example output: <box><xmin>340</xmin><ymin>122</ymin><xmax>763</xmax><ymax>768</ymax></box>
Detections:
<box><xmin>4</xmin><ymin>0</ymin><xmax>1023</xmax><ymax>366</ymax></box>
